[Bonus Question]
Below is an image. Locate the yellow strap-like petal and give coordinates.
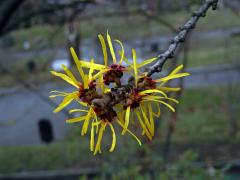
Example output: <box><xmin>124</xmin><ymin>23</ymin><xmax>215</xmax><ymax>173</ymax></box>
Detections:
<box><xmin>92</xmin><ymin>121</ymin><xmax>101</xmax><ymax>127</ymax></box>
<box><xmin>122</xmin><ymin>106</ymin><xmax>131</xmax><ymax>135</ymax></box>
<box><xmin>155</xmin><ymin>102</ymin><xmax>161</xmax><ymax>117</ymax></box>
<box><xmin>107</xmin><ymin>31</ymin><xmax>116</xmax><ymax>64</ymax></box>
<box><xmin>135</xmin><ymin>110</ymin><xmax>152</xmax><ymax>140</ymax></box>
<box><xmin>79</xmin><ymin>60</ymin><xmax>105</xmax><ymax>70</ymax></box>
<box><xmin>139</xmin><ymin>89</ymin><xmax>167</xmax><ymax>97</ymax></box>
<box><xmin>92</xmin><ymin>68</ymin><xmax>109</xmax><ymax>81</ymax></box>
<box><xmin>51</xmin><ymin>71</ymin><xmax>78</xmax><ymax>88</ymax></box>
<box><xmin>69</xmin><ymin>109</ymin><xmax>89</xmax><ymax>114</ymax></box>
<box><xmin>158</xmin><ymin>87</ymin><xmax>181</xmax><ymax>92</ymax></box>
<box><xmin>83</xmin><ymin>74</ymin><xmax>89</xmax><ymax>89</ymax></box>
<box><xmin>66</xmin><ymin>115</ymin><xmax>86</xmax><ymax>123</ymax></box>
<box><xmin>143</xmin><ymin>99</ymin><xmax>175</xmax><ymax>112</ymax></box>
<box><xmin>82</xmin><ymin>108</ymin><xmax>92</xmax><ymax>135</ymax></box>
<box><xmin>137</xmin><ymin>57</ymin><xmax>157</xmax><ymax>68</ymax></box>
<box><xmin>170</xmin><ymin>64</ymin><xmax>184</xmax><ymax>75</ymax></box>
<box><xmin>94</xmin><ymin>123</ymin><xmax>107</xmax><ymax>155</ymax></box>
<box><xmin>70</xmin><ymin>47</ymin><xmax>86</xmax><ymax>82</ymax></box>
<box><xmin>90</xmin><ymin>123</ymin><xmax>95</xmax><ymax>152</ymax></box>
<box><xmin>88</xmin><ymin>59</ymin><xmax>95</xmax><ymax>81</ymax></box>
<box><xmin>61</xmin><ymin>64</ymin><xmax>79</xmax><ymax>86</ymax></box>
<box><xmin>49</xmin><ymin>93</ymin><xmax>66</xmax><ymax>99</ymax></box>
<box><xmin>98</xmin><ymin>34</ymin><xmax>108</xmax><ymax>66</ymax></box>
<box><xmin>157</xmin><ymin>73</ymin><xmax>190</xmax><ymax>82</ymax></box>
<box><xmin>53</xmin><ymin>92</ymin><xmax>78</xmax><ymax>113</ymax></box>
<box><xmin>50</xmin><ymin>90</ymin><xmax>68</xmax><ymax>98</ymax></box>
<box><xmin>132</xmin><ymin>48</ymin><xmax>138</xmax><ymax>87</ymax></box>
<box><xmin>116</xmin><ymin>120</ymin><xmax>142</xmax><ymax>146</ymax></box>
<box><xmin>148</xmin><ymin>103</ymin><xmax>154</xmax><ymax>135</ymax></box>
<box><xmin>100</xmin><ymin>74</ymin><xmax>105</xmax><ymax>93</ymax></box>
<box><xmin>108</xmin><ymin>123</ymin><xmax>116</xmax><ymax>152</ymax></box>
<box><xmin>140</xmin><ymin>104</ymin><xmax>152</xmax><ymax>136</ymax></box>
<box><xmin>144</xmin><ymin>95</ymin><xmax>179</xmax><ymax>104</ymax></box>
<box><xmin>91</xmin><ymin>109</ymin><xmax>100</xmax><ymax>133</ymax></box>
<box><xmin>117</xmin><ymin>110</ymin><xmax>125</xmax><ymax>124</ymax></box>
<box><xmin>115</xmin><ymin>39</ymin><xmax>124</xmax><ymax>64</ymax></box>
<box><xmin>76</xmin><ymin>100</ymin><xmax>88</xmax><ymax>107</ymax></box>
<box><xmin>50</xmin><ymin>90</ymin><xmax>68</xmax><ymax>94</ymax></box>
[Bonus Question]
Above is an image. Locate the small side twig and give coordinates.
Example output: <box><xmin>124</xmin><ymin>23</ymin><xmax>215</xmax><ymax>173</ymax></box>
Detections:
<box><xmin>147</xmin><ymin>0</ymin><xmax>219</xmax><ymax>77</ymax></box>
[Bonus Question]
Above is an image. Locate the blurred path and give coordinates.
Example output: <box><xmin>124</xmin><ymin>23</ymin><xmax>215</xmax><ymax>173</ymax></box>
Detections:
<box><xmin>151</xmin><ymin>63</ymin><xmax>240</xmax><ymax>88</ymax></box>
<box><xmin>184</xmin><ymin>63</ymin><xmax>240</xmax><ymax>88</ymax></box>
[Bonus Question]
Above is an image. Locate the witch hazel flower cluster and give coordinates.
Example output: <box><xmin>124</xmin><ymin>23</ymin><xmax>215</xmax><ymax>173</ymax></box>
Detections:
<box><xmin>50</xmin><ymin>32</ymin><xmax>189</xmax><ymax>155</ymax></box>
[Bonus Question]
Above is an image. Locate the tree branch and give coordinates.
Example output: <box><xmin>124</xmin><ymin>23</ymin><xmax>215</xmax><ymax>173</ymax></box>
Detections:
<box><xmin>147</xmin><ymin>0</ymin><xmax>218</xmax><ymax>76</ymax></box>
<box><xmin>0</xmin><ymin>0</ymin><xmax>94</xmax><ymax>36</ymax></box>
<box><xmin>0</xmin><ymin>0</ymin><xmax>25</xmax><ymax>33</ymax></box>
<box><xmin>138</xmin><ymin>10</ymin><xmax>178</xmax><ymax>33</ymax></box>
<box><xmin>92</xmin><ymin>0</ymin><xmax>219</xmax><ymax>110</ymax></box>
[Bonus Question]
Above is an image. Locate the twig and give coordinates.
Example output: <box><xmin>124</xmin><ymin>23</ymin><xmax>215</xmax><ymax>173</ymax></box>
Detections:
<box><xmin>147</xmin><ymin>0</ymin><xmax>218</xmax><ymax>76</ymax></box>
<box><xmin>92</xmin><ymin>0</ymin><xmax>219</xmax><ymax>109</ymax></box>
<box><xmin>138</xmin><ymin>10</ymin><xmax>178</xmax><ymax>33</ymax></box>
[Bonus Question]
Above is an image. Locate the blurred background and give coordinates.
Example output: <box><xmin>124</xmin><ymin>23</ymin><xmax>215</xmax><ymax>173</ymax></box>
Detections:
<box><xmin>0</xmin><ymin>0</ymin><xmax>239</xmax><ymax>179</ymax></box>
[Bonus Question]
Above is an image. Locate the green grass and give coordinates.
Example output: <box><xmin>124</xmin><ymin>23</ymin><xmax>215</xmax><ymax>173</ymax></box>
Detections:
<box><xmin>187</xmin><ymin>44</ymin><xmax>239</xmax><ymax>67</ymax></box>
<box><xmin>9</xmin><ymin>26</ymin><xmax>64</xmax><ymax>51</ymax></box>
<box><xmin>172</xmin><ymin>86</ymin><xmax>240</xmax><ymax>142</ymax></box>
<box><xmin>0</xmin><ymin>85</ymin><xmax>239</xmax><ymax>174</ymax></box>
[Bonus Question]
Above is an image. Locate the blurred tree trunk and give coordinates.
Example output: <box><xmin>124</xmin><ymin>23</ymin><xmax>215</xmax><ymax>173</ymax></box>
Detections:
<box><xmin>224</xmin><ymin>29</ymin><xmax>239</xmax><ymax>138</ymax></box>
<box><xmin>163</xmin><ymin>34</ymin><xmax>191</xmax><ymax>160</ymax></box>
<box><xmin>0</xmin><ymin>0</ymin><xmax>92</xmax><ymax>37</ymax></box>
<box><xmin>0</xmin><ymin>0</ymin><xmax>25</xmax><ymax>35</ymax></box>
<box><xmin>65</xmin><ymin>18</ymin><xmax>81</xmax><ymax>65</ymax></box>
<box><xmin>226</xmin><ymin>84</ymin><xmax>238</xmax><ymax>138</ymax></box>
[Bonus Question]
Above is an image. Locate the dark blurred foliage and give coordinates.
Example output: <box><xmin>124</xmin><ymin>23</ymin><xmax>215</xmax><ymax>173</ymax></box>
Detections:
<box><xmin>0</xmin><ymin>0</ymin><xmax>91</xmax><ymax>36</ymax></box>
<box><xmin>0</xmin><ymin>0</ymin><xmax>218</xmax><ymax>37</ymax></box>
<box><xmin>0</xmin><ymin>0</ymin><xmax>239</xmax><ymax>38</ymax></box>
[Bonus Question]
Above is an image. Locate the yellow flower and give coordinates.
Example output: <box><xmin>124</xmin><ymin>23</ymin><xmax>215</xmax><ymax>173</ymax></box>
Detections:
<box><xmin>78</xmin><ymin>32</ymin><xmax>158</xmax><ymax>87</ymax></box>
<box><xmin>67</xmin><ymin>105</ymin><xmax>141</xmax><ymax>155</ymax></box>
<box><xmin>121</xmin><ymin>49</ymin><xmax>190</xmax><ymax>140</ymax></box>
<box><xmin>50</xmin><ymin>46</ymin><xmax>141</xmax><ymax>155</ymax></box>
<box><xmin>50</xmin><ymin>31</ymin><xmax>190</xmax><ymax>154</ymax></box>
<box><xmin>50</xmin><ymin>48</ymin><xmax>107</xmax><ymax>113</ymax></box>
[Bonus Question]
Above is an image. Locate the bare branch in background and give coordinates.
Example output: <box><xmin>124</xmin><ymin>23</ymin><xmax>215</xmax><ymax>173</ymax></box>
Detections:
<box><xmin>226</xmin><ymin>84</ymin><xmax>238</xmax><ymax>138</ymax></box>
<box><xmin>0</xmin><ymin>1</ymin><xmax>178</xmax><ymax>38</ymax></box>
<box><xmin>0</xmin><ymin>0</ymin><xmax>25</xmax><ymax>36</ymax></box>
<box><xmin>0</xmin><ymin>0</ymin><xmax>94</xmax><ymax>36</ymax></box>
<box><xmin>138</xmin><ymin>10</ymin><xmax>178</xmax><ymax>33</ymax></box>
